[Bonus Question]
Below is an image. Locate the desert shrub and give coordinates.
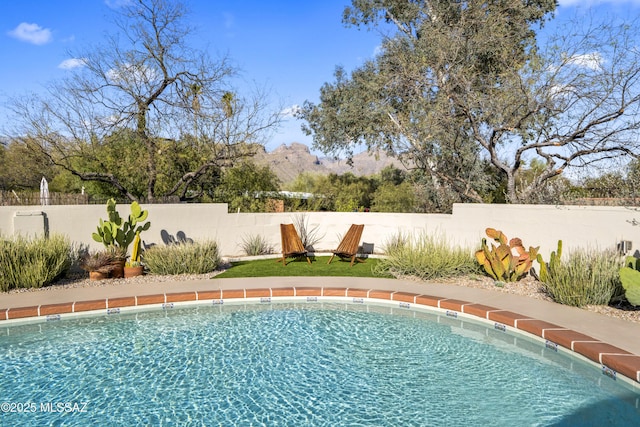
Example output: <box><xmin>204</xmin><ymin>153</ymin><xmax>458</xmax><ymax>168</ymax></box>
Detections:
<box><xmin>143</xmin><ymin>240</ymin><xmax>221</xmax><ymax>275</ymax></box>
<box><xmin>0</xmin><ymin>234</ymin><xmax>72</xmax><ymax>291</ymax></box>
<box><xmin>240</xmin><ymin>234</ymin><xmax>273</xmax><ymax>256</ymax></box>
<box><xmin>381</xmin><ymin>231</ymin><xmax>410</xmax><ymax>254</ymax></box>
<box><xmin>542</xmin><ymin>248</ymin><xmax>623</xmax><ymax>307</ymax></box>
<box><xmin>373</xmin><ymin>232</ymin><xmax>479</xmax><ymax>280</ymax></box>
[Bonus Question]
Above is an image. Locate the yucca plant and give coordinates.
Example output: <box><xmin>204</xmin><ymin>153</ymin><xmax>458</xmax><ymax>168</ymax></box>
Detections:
<box><xmin>292</xmin><ymin>213</ymin><xmax>324</xmax><ymax>250</ymax></box>
<box><xmin>142</xmin><ymin>240</ymin><xmax>221</xmax><ymax>275</ymax></box>
<box><xmin>0</xmin><ymin>234</ymin><xmax>72</xmax><ymax>291</ymax></box>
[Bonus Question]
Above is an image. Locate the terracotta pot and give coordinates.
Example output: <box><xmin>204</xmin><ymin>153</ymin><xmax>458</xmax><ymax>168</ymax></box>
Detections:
<box><xmin>111</xmin><ymin>260</ymin><xmax>126</xmax><ymax>278</ymax></box>
<box><xmin>124</xmin><ymin>265</ymin><xmax>144</xmax><ymax>278</ymax></box>
<box><xmin>89</xmin><ymin>271</ymin><xmax>110</xmax><ymax>281</ymax></box>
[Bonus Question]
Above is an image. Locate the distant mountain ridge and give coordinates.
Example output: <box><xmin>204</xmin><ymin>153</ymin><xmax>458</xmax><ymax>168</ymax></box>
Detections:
<box><xmin>252</xmin><ymin>142</ymin><xmax>407</xmax><ymax>184</ymax></box>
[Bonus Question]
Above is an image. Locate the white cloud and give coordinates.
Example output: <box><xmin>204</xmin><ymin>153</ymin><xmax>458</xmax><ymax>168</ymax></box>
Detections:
<box><xmin>566</xmin><ymin>52</ymin><xmax>604</xmax><ymax>70</ymax></box>
<box><xmin>8</xmin><ymin>22</ymin><xmax>52</xmax><ymax>45</ymax></box>
<box><xmin>281</xmin><ymin>105</ymin><xmax>301</xmax><ymax>118</ymax></box>
<box><xmin>107</xmin><ymin>62</ymin><xmax>158</xmax><ymax>85</ymax></box>
<box><xmin>58</xmin><ymin>58</ymin><xmax>87</xmax><ymax>70</ymax></box>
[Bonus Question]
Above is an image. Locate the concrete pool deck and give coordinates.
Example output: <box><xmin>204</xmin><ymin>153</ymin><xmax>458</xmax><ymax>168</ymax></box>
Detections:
<box><xmin>2</xmin><ymin>276</ymin><xmax>640</xmax><ymax>385</ymax></box>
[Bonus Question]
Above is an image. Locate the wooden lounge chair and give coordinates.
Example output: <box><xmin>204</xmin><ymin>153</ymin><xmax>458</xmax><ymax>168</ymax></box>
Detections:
<box><xmin>327</xmin><ymin>224</ymin><xmax>365</xmax><ymax>267</ymax></box>
<box><xmin>278</xmin><ymin>223</ymin><xmax>311</xmax><ymax>266</ymax></box>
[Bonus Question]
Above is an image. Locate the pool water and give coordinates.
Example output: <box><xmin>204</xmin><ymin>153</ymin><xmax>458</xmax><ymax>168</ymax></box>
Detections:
<box><xmin>1</xmin><ymin>302</ymin><xmax>638</xmax><ymax>426</ymax></box>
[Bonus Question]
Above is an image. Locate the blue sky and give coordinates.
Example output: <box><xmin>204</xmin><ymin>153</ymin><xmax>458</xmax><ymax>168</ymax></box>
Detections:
<box><xmin>1</xmin><ymin>0</ymin><xmax>640</xmax><ymax>153</ymax></box>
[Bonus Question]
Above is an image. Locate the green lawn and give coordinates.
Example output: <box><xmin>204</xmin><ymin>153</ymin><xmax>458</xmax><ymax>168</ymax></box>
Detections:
<box><xmin>215</xmin><ymin>256</ymin><xmax>391</xmax><ymax>278</ymax></box>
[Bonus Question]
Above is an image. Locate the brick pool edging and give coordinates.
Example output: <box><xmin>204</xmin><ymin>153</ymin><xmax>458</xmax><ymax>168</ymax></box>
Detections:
<box><xmin>2</xmin><ymin>285</ymin><xmax>640</xmax><ymax>385</ymax></box>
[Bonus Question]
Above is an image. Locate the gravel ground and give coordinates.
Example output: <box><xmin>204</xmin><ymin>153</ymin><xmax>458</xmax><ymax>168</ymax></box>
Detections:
<box><xmin>6</xmin><ymin>268</ymin><xmax>640</xmax><ymax>324</ymax></box>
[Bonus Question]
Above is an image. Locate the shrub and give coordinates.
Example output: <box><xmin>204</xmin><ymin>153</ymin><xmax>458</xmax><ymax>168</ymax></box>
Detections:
<box><xmin>541</xmin><ymin>247</ymin><xmax>623</xmax><ymax>307</ymax></box>
<box><xmin>0</xmin><ymin>234</ymin><xmax>72</xmax><ymax>292</ymax></box>
<box><xmin>240</xmin><ymin>234</ymin><xmax>273</xmax><ymax>256</ymax></box>
<box><xmin>142</xmin><ymin>240</ymin><xmax>221</xmax><ymax>275</ymax></box>
<box><xmin>80</xmin><ymin>250</ymin><xmax>116</xmax><ymax>274</ymax></box>
<box><xmin>373</xmin><ymin>232</ymin><xmax>479</xmax><ymax>280</ymax></box>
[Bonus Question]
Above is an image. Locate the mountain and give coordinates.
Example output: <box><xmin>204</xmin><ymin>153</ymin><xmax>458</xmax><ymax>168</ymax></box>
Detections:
<box><xmin>252</xmin><ymin>142</ymin><xmax>407</xmax><ymax>184</ymax></box>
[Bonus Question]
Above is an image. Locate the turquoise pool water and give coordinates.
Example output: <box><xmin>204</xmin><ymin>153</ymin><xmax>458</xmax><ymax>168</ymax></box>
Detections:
<box><xmin>0</xmin><ymin>302</ymin><xmax>638</xmax><ymax>426</ymax></box>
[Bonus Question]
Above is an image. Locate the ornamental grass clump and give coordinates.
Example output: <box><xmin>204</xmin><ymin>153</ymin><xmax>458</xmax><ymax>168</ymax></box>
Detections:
<box><xmin>0</xmin><ymin>234</ymin><xmax>72</xmax><ymax>292</ymax></box>
<box><xmin>541</xmin><ymin>247</ymin><xmax>623</xmax><ymax>307</ymax></box>
<box><xmin>373</xmin><ymin>232</ymin><xmax>479</xmax><ymax>280</ymax></box>
<box><xmin>142</xmin><ymin>240</ymin><xmax>221</xmax><ymax>275</ymax></box>
<box><xmin>240</xmin><ymin>234</ymin><xmax>273</xmax><ymax>256</ymax></box>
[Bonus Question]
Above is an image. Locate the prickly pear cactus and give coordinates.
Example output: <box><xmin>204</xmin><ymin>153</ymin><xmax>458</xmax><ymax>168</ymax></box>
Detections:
<box><xmin>475</xmin><ymin>228</ymin><xmax>539</xmax><ymax>282</ymax></box>
<box><xmin>92</xmin><ymin>199</ymin><xmax>150</xmax><ymax>255</ymax></box>
<box><xmin>619</xmin><ymin>256</ymin><xmax>640</xmax><ymax>306</ymax></box>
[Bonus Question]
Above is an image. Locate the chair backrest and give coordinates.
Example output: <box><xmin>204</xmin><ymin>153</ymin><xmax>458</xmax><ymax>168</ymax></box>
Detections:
<box><xmin>280</xmin><ymin>223</ymin><xmax>306</xmax><ymax>254</ymax></box>
<box><xmin>335</xmin><ymin>224</ymin><xmax>364</xmax><ymax>255</ymax></box>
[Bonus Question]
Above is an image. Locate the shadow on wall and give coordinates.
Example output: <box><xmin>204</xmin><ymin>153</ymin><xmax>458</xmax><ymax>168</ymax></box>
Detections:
<box><xmin>160</xmin><ymin>230</ymin><xmax>194</xmax><ymax>245</ymax></box>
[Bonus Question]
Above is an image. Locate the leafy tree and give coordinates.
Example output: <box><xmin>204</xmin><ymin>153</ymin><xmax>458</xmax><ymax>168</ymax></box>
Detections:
<box><xmin>0</xmin><ymin>139</ymin><xmax>56</xmax><ymax>191</ymax></box>
<box><xmin>7</xmin><ymin>0</ymin><xmax>280</xmax><ymax>202</ymax></box>
<box><xmin>371</xmin><ymin>181</ymin><xmax>415</xmax><ymax>212</ymax></box>
<box><xmin>299</xmin><ymin>0</ymin><xmax>557</xmax><ymax>205</ymax></box>
<box><xmin>285</xmin><ymin>172</ymin><xmax>377</xmax><ymax>211</ymax></box>
<box><xmin>212</xmin><ymin>161</ymin><xmax>281</xmax><ymax>212</ymax></box>
<box><xmin>300</xmin><ymin>2</ymin><xmax>640</xmax><ymax>204</ymax></box>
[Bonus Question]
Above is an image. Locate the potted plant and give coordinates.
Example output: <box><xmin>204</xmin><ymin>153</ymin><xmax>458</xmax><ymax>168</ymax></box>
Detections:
<box><xmin>92</xmin><ymin>198</ymin><xmax>150</xmax><ymax>277</ymax></box>
<box><xmin>107</xmin><ymin>245</ymin><xmax>128</xmax><ymax>278</ymax></box>
<box><xmin>124</xmin><ymin>231</ymin><xmax>145</xmax><ymax>278</ymax></box>
<box><xmin>80</xmin><ymin>251</ymin><xmax>116</xmax><ymax>281</ymax></box>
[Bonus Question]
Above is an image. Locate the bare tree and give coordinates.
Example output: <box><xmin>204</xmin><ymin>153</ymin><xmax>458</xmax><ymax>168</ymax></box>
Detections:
<box><xmin>457</xmin><ymin>16</ymin><xmax>640</xmax><ymax>202</ymax></box>
<box><xmin>7</xmin><ymin>0</ymin><xmax>281</xmax><ymax>202</ymax></box>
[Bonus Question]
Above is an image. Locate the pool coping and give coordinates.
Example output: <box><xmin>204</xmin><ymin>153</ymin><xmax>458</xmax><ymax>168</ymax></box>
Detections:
<box><xmin>2</xmin><ymin>276</ymin><xmax>640</xmax><ymax>385</ymax></box>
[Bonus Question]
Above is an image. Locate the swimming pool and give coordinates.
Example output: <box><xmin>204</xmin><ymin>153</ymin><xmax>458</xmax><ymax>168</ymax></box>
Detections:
<box><xmin>1</xmin><ymin>301</ymin><xmax>639</xmax><ymax>426</ymax></box>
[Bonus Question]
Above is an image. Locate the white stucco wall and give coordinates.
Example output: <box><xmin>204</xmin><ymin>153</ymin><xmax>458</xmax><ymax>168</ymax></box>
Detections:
<box><xmin>1</xmin><ymin>203</ymin><xmax>638</xmax><ymax>258</ymax></box>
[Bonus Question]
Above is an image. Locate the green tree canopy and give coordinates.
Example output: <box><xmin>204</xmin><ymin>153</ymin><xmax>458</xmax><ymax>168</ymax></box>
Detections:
<box><xmin>299</xmin><ymin>1</ymin><xmax>640</xmax><ymax>205</ymax></box>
